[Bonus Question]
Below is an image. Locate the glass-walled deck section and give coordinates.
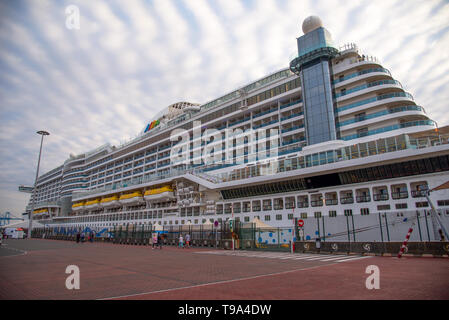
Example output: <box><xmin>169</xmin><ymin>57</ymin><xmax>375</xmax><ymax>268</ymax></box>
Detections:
<box><xmin>213</xmin><ymin>133</ymin><xmax>449</xmax><ymax>183</ymax></box>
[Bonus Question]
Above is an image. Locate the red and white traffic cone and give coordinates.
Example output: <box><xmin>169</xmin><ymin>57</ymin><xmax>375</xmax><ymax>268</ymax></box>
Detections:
<box><xmin>398</xmin><ymin>224</ymin><xmax>414</xmax><ymax>258</ymax></box>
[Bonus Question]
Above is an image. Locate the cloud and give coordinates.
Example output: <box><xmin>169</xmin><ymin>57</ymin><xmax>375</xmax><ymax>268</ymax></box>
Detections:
<box><xmin>0</xmin><ymin>0</ymin><xmax>448</xmax><ymax>216</ymax></box>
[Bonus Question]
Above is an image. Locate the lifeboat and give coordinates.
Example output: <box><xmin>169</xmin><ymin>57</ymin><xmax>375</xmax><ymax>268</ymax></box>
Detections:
<box><xmin>71</xmin><ymin>201</ymin><xmax>85</xmax><ymax>212</ymax></box>
<box><xmin>119</xmin><ymin>191</ymin><xmax>144</xmax><ymax>205</ymax></box>
<box><xmin>84</xmin><ymin>198</ymin><xmax>101</xmax><ymax>210</ymax></box>
<box><xmin>144</xmin><ymin>186</ymin><xmax>175</xmax><ymax>202</ymax></box>
<box><xmin>100</xmin><ymin>195</ymin><xmax>120</xmax><ymax>208</ymax></box>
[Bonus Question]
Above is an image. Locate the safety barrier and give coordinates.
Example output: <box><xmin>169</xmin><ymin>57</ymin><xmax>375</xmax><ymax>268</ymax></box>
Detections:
<box><xmin>294</xmin><ymin>241</ymin><xmax>449</xmax><ymax>256</ymax></box>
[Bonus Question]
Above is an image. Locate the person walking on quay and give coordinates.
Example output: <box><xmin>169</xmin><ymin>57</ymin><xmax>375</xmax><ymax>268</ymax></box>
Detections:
<box><xmin>89</xmin><ymin>232</ymin><xmax>94</xmax><ymax>243</ymax></box>
<box><xmin>185</xmin><ymin>233</ymin><xmax>191</xmax><ymax>248</ymax></box>
<box><xmin>76</xmin><ymin>231</ymin><xmax>80</xmax><ymax>243</ymax></box>
<box><xmin>179</xmin><ymin>234</ymin><xmax>184</xmax><ymax>248</ymax></box>
<box><xmin>157</xmin><ymin>233</ymin><xmax>163</xmax><ymax>249</ymax></box>
<box><xmin>152</xmin><ymin>233</ymin><xmax>158</xmax><ymax>249</ymax></box>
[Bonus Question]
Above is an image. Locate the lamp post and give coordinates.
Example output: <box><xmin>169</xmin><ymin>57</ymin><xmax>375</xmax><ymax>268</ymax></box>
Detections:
<box><xmin>28</xmin><ymin>130</ymin><xmax>50</xmax><ymax>238</ymax></box>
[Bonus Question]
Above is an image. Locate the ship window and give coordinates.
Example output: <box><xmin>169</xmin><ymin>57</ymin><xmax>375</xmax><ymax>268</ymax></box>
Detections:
<box><xmin>410</xmin><ymin>160</ymin><xmax>419</xmax><ymax>174</ymax></box>
<box><xmin>383</xmin><ymin>165</ymin><xmax>393</xmax><ymax>179</ymax></box>
<box><xmin>415</xmin><ymin>202</ymin><xmax>429</xmax><ymax>208</ymax></box>
<box><xmin>395</xmin><ymin>203</ymin><xmax>407</xmax><ymax>209</ymax></box>
<box><xmin>403</xmin><ymin>161</ymin><xmax>413</xmax><ymax>175</ymax></box>
<box><xmin>314</xmin><ymin>212</ymin><xmax>322</xmax><ymax>218</ymax></box>
<box><xmin>300</xmin><ymin>212</ymin><xmax>308</xmax><ymax>219</ymax></box>
<box><xmin>344</xmin><ymin>209</ymin><xmax>352</xmax><ymax>216</ymax></box>
<box><xmin>329</xmin><ymin>211</ymin><xmax>337</xmax><ymax>217</ymax></box>
<box><xmin>424</xmin><ymin>158</ymin><xmax>433</xmax><ymax>172</ymax></box>
<box><xmin>431</xmin><ymin>157</ymin><xmax>442</xmax><ymax>172</ymax></box>
<box><xmin>440</xmin><ymin>155</ymin><xmax>449</xmax><ymax>170</ymax></box>
<box><xmin>437</xmin><ymin>200</ymin><xmax>449</xmax><ymax>207</ymax></box>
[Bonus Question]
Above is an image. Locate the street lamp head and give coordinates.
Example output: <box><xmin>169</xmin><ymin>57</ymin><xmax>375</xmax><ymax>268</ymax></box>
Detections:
<box><xmin>36</xmin><ymin>130</ymin><xmax>50</xmax><ymax>136</ymax></box>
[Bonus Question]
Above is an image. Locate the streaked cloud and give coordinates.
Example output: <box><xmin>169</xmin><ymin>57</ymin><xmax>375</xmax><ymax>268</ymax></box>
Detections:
<box><xmin>0</xmin><ymin>0</ymin><xmax>448</xmax><ymax>215</ymax></box>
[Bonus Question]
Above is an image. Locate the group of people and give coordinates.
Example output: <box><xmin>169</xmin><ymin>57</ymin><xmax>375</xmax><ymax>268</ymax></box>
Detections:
<box><xmin>178</xmin><ymin>233</ymin><xmax>191</xmax><ymax>248</ymax></box>
<box><xmin>150</xmin><ymin>233</ymin><xmax>191</xmax><ymax>249</ymax></box>
<box><xmin>152</xmin><ymin>232</ymin><xmax>163</xmax><ymax>249</ymax></box>
<box><xmin>76</xmin><ymin>231</ymin><xmax>95</xmax><ymax>243</ymax></box>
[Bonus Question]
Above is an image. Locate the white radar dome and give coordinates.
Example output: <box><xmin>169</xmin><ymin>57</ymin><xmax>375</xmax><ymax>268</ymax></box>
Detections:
<box><xmin>302</xmin><ymin>16</ymin><xmax>323</xmax><ymax>34</ymax></box>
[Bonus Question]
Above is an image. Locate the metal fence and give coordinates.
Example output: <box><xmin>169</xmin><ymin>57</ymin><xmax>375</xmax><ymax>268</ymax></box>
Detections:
<box><xmin>30</xmin><ymin>209</ymin><xmax>449</xmax><ymax>253</ymax></box>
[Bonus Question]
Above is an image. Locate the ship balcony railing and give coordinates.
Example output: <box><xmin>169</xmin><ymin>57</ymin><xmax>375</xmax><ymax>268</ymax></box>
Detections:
<box><xmin>281</xmin><ymin>112</ymin><xmax>304</xmax><ymax>121</ymax></box>
<box><xmin>411</xmin><ymin>190</ymin><xmax>427</xmax><ymax>198</ymax></box>
<box><xmin>224</xmin><ymin>209</ymin><xmax>232</xmax><ymax>214</ymax></box>
<box><xmin>341</xmin><ymin>120</ymin><xmax>435</xmax><ymax>141</ymax></box>
<box><xmin>282</xmin><ymin>138</ymin><xmax>306</xmax><ymax>146</ymax></box>
<box><xmin>334</xmin><ymin>80</ymin><xmax>401</xmax><ymax>98</ymax></box>
<box><xmin>253</xmin><ymin>110</ymin><xmax>277</xmax><ymax>119</ymax></box>
<box><xmin>279</xmin><ymin>147</ymin><xmax>303</xmax><ymax>156</ymax></box>
<box><xmin>262</xmin><ymin>206</ymin><xmax>272</xmax><ymax>211</ymax></box>
<box><xmin>298</xmin><ymin>202</ymin><xmax>309</xmax><ymax>208</ymax></box>
<box><xmin>274</xmin><ymin>205</ymin><xmax>283</xmax><ymax>210</ymax></box>
<box><xmin>158</xmin><ymin>145</ymin><xmax>171</xmax><ymax>151</ymax></box>
<box><xmin>333</xmin><ymin>68</ymin><xmax>391</xmax><ymax>85</ymax></box>
<box><xmin>280</xmin><ymin>99</ymin><xmax>303</xmax><ymax>110</ymax></box>
<box><xmin>392</xmin><ymin>192</ymin><xmax>409</xmax><ymax>200</ymax></box>
<box><xmin>373</xmin><ymin>194</ymin><xmax>389</xmax><ymax>201</ymax></box>
<box><xmin>340</xmin><ymin>197</ymin><xmax>354</xmax><ymax>204</ymax></box>
<box><xmin>253</xmin><ymin>119</ymin><xmax>279</xmax><ymax>129</ymax></box>
<box><xmin>216</xmin><ymin>210</ymin><xmax>224</xmax><ymax>214</ymax></box>
<box><xmin>311</xmin><ymin>200</ymin><xmax>323</xmax><ymax>207</ymax></box>
<box><xmin>337</xmin><ymin>92</ymin><xmax>414</xmax><ymax>113</ymax></box>
<box><xmin>336</xmin><ymin>105</ymin><xmax>424</xmax><ymax>128</ymax></box>
<box><xmin>229</xmin><ymin>117</ymin><xmax>251</xmax><ymax>127</ymax></box>
<box><xmin>325</xmin><ymin>199</ymin><xmax>338</xmax><ymax>206</ymax></box>
<box><xmin>285</xmin><ymin>204</ymin><xmax>296</xmax><ymax>209</ymax></box>
<box><xmin>242</xmin><ymin>208</ymin><xmax>251</xmax><ymax>213</ymax></box>
<box><xmin>233</xmin><ymin>209</ymin><xmax>241</xmax><ymax>214</ymax></box>
<box><xmin>252</xmin><ymin>206</ymin><xmax>261</xmax><ymax>212</ymax></box>
<box><xmin>356</xmin><ymin>195</ymin><xmax>371</xmax><ymax>203</ymax></box>
<box><xmin>281</xmin><ymin>125</ymin><xmax>304</xmax><ymax>133</ymax></box>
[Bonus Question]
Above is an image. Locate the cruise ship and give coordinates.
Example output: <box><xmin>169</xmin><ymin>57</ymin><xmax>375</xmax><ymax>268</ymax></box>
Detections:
<box><xmin>24</xmin><ymin>16</ymin><xmax>449</xmax><ymax>242</ymax></box>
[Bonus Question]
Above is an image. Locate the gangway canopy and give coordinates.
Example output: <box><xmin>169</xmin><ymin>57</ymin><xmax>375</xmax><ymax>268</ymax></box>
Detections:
<box><xmin>242</xmin><ymin>217</ymin><xmax>275</xmax><ymax>229</ymax></box>
<box><xmin>203</xmin><ymin>220</ymin><xmax>213</xmax><ymax>226</ymax></box>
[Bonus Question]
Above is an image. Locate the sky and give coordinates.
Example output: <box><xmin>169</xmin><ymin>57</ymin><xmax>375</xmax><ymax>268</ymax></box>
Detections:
<box><xmin>0</xmin><ymin>0</ymin><xmax>449</xmax><ymax>217</ymax></box>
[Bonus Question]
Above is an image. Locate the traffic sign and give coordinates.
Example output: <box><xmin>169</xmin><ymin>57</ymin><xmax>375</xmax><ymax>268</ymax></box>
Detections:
<box><xmin>298</xmin><ymin>219</ymin><xmax>304</xmax><ymax>227</ymax></box>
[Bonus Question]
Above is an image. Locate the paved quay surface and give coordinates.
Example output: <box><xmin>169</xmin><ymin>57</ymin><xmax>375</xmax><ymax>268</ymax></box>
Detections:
<box><xmin>0</xmin><ymin>239</ymin><xmax>448</xmax><ymax>300</ymax></box>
